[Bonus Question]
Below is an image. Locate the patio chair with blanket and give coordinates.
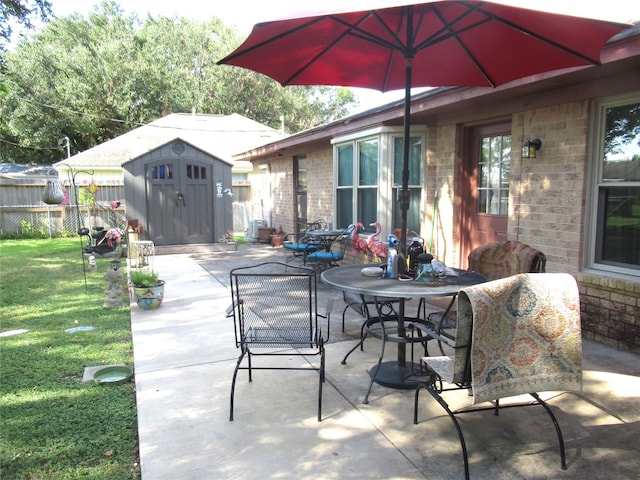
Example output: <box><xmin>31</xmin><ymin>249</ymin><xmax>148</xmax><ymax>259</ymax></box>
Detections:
<box><xmin>413</xmin><ymin>273</ymin><xmax>582</xmax><ymax>479</ymax></box>
<box><xmin>227</xmin><ymin>262</ymin><xmax>332</xmax><ymax>422</ymax></box>
<box><xmin>418</xmin><ymin>240</ymin><xmax>546</xmax><ymax>354</ymax></box>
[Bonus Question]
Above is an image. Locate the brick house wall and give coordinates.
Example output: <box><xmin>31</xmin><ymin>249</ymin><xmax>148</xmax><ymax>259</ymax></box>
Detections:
<box><xmin>578</xmin><ymin>273</ymin><xmax>640</xmax><ymax>352</ymax></box>
<box><xmin>509</xmin><ymin>103</ymin><xmax>588</xmax><ymax>272</ymax></box>
<box><xmin>250</xmin><ymin>97</ymin><xmax>640</xmax><ymax>355</ymax></box>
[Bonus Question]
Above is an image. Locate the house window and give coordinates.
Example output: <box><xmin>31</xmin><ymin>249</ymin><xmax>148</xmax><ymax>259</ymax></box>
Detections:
<box><xmin>336</xmin><ymin>138</ymin><xmax>379</xmax><ymax>230</ymax></box>
<box><xmin>334</xmin><ymin>129</ymin><xmax>424</xmax><ymax>234</ymax></box>
<box><xmin>590</xmin><ymin>94</ymin><xmax>640</xmax><ymax>274</ymax></box>
<box><xmin>393</xmin><ymin>136</ymin><xmax>423</xmax><ymax>233</ymax></box>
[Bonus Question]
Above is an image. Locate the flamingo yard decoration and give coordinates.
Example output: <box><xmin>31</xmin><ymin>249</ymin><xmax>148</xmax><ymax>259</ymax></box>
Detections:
<box><xmin>352</xmin><ymin>222</ymin><xmax>369</xmax><ymax>254</ymax></box>
<box><xmin>368</xmin><ymin>222</ymin><xmax>387</xmax><ymax>259</ymax></box>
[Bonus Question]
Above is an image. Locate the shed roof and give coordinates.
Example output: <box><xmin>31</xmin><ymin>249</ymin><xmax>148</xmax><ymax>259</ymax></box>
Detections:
<box><xmin>53</xmin><ymin>113</ymin><xmax>281</xmax><ymax>169</ymax></box>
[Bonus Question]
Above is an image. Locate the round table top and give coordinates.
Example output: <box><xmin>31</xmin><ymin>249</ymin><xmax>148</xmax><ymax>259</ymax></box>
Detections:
<box><xmin>321</xmin><ymin>263</ymin><xmax>487</xmax><ymax>299</ymax></box>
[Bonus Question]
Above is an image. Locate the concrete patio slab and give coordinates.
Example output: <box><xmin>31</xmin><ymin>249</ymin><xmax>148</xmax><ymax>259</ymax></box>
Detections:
<box><xmin>131</xmin><ymin>244</ymin><xmax>640</xmax><ymax>479</ymax></box>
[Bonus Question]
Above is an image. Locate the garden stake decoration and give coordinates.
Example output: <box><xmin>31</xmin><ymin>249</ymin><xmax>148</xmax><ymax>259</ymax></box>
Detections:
<box><xmin>57</xmin><ymin>163</ymin><xmax>95</xmax><ymax>292</ymax></box>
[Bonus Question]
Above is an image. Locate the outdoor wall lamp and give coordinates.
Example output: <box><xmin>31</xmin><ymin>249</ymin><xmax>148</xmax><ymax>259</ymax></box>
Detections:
<box><xmin>523</xmin><ymin>138</ymin><xmax>542</xmax><ymax>159</ymax></box>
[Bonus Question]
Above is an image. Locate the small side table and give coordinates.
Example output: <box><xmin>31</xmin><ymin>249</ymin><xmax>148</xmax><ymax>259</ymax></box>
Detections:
<box><xmin>131</xmin><ymin>240</ymin><xmax>155</xmax><ymax>270</ymax></box>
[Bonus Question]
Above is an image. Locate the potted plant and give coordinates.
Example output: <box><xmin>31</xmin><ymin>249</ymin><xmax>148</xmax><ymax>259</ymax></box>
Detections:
<box><xmin>129</xmin><ymin>269</ymin><xmax>165</xmax><ymax>310</ymax></box>
<box><xmin>271</xmin><ymin>225</ymin><xmax>286</xmax><ymax>247</ymax></box>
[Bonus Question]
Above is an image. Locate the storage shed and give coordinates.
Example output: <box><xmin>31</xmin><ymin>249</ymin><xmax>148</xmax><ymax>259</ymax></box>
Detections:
<box><xmin>123</xmin><ymin>138</ymin><xmax>233</xmax><ymax>245</ymax></box>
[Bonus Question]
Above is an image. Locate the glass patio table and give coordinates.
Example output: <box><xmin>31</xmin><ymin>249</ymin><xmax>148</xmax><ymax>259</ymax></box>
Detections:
<box><xmin>321</xmin><ymin>264</ymin><xmax>487</xmax><ymax>398</ymax></box>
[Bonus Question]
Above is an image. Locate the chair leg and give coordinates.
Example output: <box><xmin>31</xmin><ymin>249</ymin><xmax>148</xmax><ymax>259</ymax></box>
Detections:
<box><xmin>341</xmin><ymin>304</ymin><xmax>350</xmax><ymax>332</ymax></box>
<box><xmin>414</xmin><ymin>381</ymin><xmax>470</xmax><ymax>480</ymax></box>
<box><xmin>318</xmin><ymin>341</ymin><xmax>325</xmax><ymax>422</ymax></box>
<box><xmin>341</xmin><ymin>314</ymin><xmax>373</xmax><ymax>364</ymax></box>
<box><xmin>229</xmin><ymin>347</ymin><xmax>247</xmax><ymax>421</ymax></box>
<box><xmin>530</xmin><ymin>393</ymin><xmax>567</xmax><ymax>470</ymax></box>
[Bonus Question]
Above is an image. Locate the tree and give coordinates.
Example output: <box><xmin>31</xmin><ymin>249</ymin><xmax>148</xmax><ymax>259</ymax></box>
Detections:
<box><xmin>0</xmin><ymin>0</ymin><xmax>356</xmax><ymax>164</ymax></box>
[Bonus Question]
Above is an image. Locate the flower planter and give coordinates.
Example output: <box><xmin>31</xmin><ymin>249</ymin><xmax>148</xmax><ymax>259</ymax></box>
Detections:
<box><xmin>132</xmin><ymin>280</ymin><xmax>165</xmax><ymax>310</ymax></box>
<box><xmin>271</xmin><ymin>233</ymin><xmax>285</xmax><ymax>247</ymax></box>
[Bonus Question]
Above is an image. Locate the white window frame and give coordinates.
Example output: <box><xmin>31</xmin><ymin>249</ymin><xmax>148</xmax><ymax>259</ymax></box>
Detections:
<box><xmin>332</xmin><ymin>126</ymin><xmax>426</xmax><ymax>237</ymax></box>
<box><xmin>586</xmin><ymin>92</ymin><xmax>640</xmax><ymax>278</ymax></box>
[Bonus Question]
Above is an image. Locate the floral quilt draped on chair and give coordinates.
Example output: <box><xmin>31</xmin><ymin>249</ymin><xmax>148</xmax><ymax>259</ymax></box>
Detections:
<box><xmin>459</xmin><ymin>273</ymin><xmax>582</xmax><ymax>404</ymax></box>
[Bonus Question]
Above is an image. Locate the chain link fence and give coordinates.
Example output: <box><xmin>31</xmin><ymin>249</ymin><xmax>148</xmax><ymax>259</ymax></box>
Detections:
<box><xmin>0</xmin><ymin>205</ymin><xmax>126</xmax><ymax>239</ymax></box>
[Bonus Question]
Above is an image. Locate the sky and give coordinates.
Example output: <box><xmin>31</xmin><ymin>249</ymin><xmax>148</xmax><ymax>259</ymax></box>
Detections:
<box><xmin>19</xmin><ymin>1</ymin><xmax>640</xmax><ymax>113</ymax></box>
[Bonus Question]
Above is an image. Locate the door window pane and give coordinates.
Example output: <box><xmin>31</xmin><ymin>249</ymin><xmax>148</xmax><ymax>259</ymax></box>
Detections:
<box><xmin>477</xmin><ymin>135</ymin><xmax>510</xmax><ymax>215</ymax></box>
<box><xmin>151</xmin><ymin>164</ymin><xmax>173</xmax><ymax>180</ymax></box>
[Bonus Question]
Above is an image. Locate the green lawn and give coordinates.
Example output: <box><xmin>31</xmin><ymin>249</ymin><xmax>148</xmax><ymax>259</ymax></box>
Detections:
<box><xmin>0</xmin><ymin>239</ymin><xmax>139</xmax><ymax>479</ymax></box>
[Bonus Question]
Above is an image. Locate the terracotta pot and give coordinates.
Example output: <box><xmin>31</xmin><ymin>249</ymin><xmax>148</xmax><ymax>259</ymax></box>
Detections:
<box><xmin>271</xmin><ymin>234</ymin><xmax>285</xmax><ymax>247</ymax></box>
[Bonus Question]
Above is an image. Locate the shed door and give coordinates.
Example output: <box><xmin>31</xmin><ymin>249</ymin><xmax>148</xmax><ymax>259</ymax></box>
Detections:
<box><xmin>146</xmin><ymin>160</ymin><xmax>213</xmax><ymax>245</ymax></box>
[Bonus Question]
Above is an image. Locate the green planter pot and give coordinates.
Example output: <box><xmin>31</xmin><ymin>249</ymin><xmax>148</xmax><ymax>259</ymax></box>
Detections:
<box><xmin>132</xmin><ymin>280</ymin><xmax>165</xmax><ymax>309</ymax></box>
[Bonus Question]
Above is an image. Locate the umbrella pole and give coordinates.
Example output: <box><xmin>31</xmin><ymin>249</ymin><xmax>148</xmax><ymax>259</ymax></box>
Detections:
<box><xmin>399</xmin><ymin>57</ymin><xmax>412</xmax><ymax>259</ymax></box>
<box><xmin>399</xmin><ymin>7</ymin><xmax>414</xmax><ymax>259</ymax></box>
<box><xmin>429</xmin><ymin>189</ymin><xmax>438</xmax><ymax>252</ymax></box>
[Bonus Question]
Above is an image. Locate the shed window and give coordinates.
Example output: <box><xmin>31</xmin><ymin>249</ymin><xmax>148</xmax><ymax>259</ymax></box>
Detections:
<box><xmin>151</xmin><ymin>164</ymin><xmax>173</xmax><ymax>180</ymax></box>
<box><xmin>187</xmin><ymin>164</ymin><xmax>206</xmax><ymax>180</ymax></box>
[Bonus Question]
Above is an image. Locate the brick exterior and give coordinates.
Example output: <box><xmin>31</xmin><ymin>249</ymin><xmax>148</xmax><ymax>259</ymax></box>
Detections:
<box><xmin>577</xmin><ymin>272</ymin><xmax>640</xmax><ymax>354</ymax></box>
<box><xmin>253</xmin><ymin>100</ymin><xmax>640</xmax><ymax>354</ymax></box>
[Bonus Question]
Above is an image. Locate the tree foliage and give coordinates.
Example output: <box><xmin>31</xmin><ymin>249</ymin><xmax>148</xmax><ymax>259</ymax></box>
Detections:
<box><xmin>0</xmin><ymin>0</ymin><xmax>52</xmax><ymax>50</ymax></box>
<box><xmin>605</xmin><ymin>103</ymin><xmax>640</xmax><ymax>158</ymax></box>
<box><xmin>0</xmin><ymin>0</ymin><xmax>357</xmax><ymax>164</ymax></box>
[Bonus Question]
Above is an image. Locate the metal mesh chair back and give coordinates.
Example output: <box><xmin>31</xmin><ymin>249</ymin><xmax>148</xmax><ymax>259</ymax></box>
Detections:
<box><xmin>228</xmin><ymin>262</ymin><xmax>326</xmax><ymax>422</ymax></box>
<box><xmin>230</xmin><ymin>262</ymin><xmax>320</xmax><ymax>348</ymax></box>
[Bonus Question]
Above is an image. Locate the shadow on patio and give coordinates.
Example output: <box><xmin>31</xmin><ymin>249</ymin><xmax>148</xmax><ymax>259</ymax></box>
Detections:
<box><xmin>131</xmin><ymin>243</ymin><xmax>640</xmax><ymax>480</ymax></box>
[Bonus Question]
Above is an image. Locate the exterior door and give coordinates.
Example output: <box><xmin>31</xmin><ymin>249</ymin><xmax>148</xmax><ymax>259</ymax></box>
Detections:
<box><xmin>459</xmin><ymin>122</ymin><xmax>511</xmax><ymax>265</ymax></box>
<box><xmin>146</xmin><ymin>159</ymin><xmax>214</xmax><ymax>245</ymax></box>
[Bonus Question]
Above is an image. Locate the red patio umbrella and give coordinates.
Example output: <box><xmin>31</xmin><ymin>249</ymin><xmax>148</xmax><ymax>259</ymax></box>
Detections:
<box><xmin>218</xmin><ymin>1</ymin><xmax>628</xmax><ymax>254</ymax></box>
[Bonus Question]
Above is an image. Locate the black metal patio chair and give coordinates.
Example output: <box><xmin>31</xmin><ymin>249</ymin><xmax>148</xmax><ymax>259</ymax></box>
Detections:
<box><xmin>282</xmin><ymin>220</ymin><xmax>327</xmax><ymax>267</ymax></box>
<box><xmin>413</xmin><ymin>273</ymin><xmax>582</xmax><ymax>479</ymax></box>
<box><xmin>228</xmin><ymin>262</ymin><xmax>331</xmax><ymax>422</ymax></box>
<box><xmin>305</xmin><ymin>224</ymin><xmax>354</xmax><ymax>272</ymax></box>
<box><xmin>282</xmin><ymin>233</ymin><xmax>318</xmax><ymax>267</ymax></box>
